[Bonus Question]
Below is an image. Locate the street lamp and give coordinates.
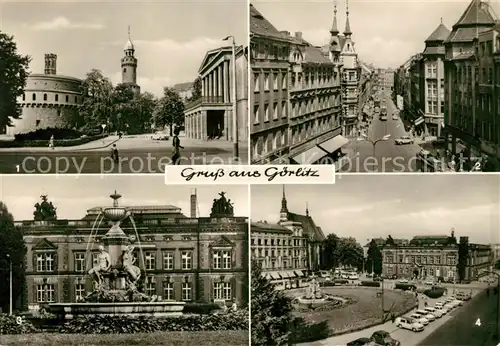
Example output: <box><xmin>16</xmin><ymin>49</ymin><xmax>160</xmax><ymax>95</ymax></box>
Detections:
<box><xmin>6</xmin><ymin>254</ymin><xmax>12</xmax><ymax>315</ymax></box>
<box><xmin>485</xmin><ymin>270</ymin><xmax>500</xmax><ymax>342</ymax></box>
<box><xmin>222</xmin><ymin>35</ymin><xmax>239</xmax><ymax>160</ymax></box>
<box><xmin>360</xmin><ymin>133</ymin><xmax>391</xmax><ymax>162</ymax></box>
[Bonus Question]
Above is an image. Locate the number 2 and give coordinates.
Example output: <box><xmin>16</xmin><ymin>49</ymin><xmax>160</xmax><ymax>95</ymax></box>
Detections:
<box><xmin>475</xmin><ymin>318</ymin><xmax>481</xmax><ymax>326</ymax></box>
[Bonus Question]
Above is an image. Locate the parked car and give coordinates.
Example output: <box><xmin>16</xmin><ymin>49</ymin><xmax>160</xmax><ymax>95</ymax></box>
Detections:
<box><xmin>409</xmin><ymin>313</ymin><xmax>429</xmax><ymax>325</ymax></box>
<box><xmin>424</xmin><ymin>280</ymin><xmax>435</xmax><ymax>286</ymax></box>
<box><xmin>456</xmin><ymin>291</ymin><xmax>472</xmax><ymax>301</ymax></box>
<box><xmin>152</xmin><ymin>132</ymin><xmax>168</xmax><ymax>140</ymax></box>
<box><xmin>370</xmin><ymin>330</ymin><xmax>401</xmax><ymax>346</ymax></box>
<box><xmin>424</xmin><ymin>307</ymin><xmax>443</xmax><ymax>318</ymax></box>
<box><xmin>347</xmin><ymin>337</ymin><xmax>374</xmax><ymax>346</ymax></box>
<box><xmin>348</xmin><ymin>273</ymin><xmax>360</xmax><ymax>280</ymax></box>
<box><xmin>414</xmin><ymin>309</ymin><xmax>435</xmax><ymax>322</ymax></box>
<box><xmin>395</xmin><ymin>135</ymin><xmax>414</xmax><ymax>145</ymax></box>
<box><xmin>434</xmin><ymin>303</ymin><xmax>450</xmax><ymax>314</ymax></box>
<box><xmin>395</xmin><ymin>317</ymin><xmax>425</xmax><ymax>332</ymax></box>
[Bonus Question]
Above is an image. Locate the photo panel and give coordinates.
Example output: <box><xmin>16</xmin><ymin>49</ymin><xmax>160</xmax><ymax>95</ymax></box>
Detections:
<box><xmin>0</xmin><ymin>0</ymin><xmax>249</xmax><ymax>174</ymax></box>
<box><xmin>0</xmin><ymin>174</ymin><xmax>249</xmax><ymax>345</ymax></box>
<box><xmin>249</xmin><ymin>0</ymin><xmax>500</xmax><ymax>173</ymax></box>
<box><xmin>250</xmin><ymin>174</ymin><xmax>500</xmax><ymax>345</ymax></box>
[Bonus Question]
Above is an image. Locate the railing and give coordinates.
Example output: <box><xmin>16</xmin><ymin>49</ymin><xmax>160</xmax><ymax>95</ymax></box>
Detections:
<box><xmin>185</xmin><ymin>96</ymin><xmax>226</xmax><ymax>110</ymax></box>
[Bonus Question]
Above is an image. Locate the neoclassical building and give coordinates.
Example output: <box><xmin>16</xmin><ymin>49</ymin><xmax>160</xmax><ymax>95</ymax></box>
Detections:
<box><xmin>184</xmin><ymin>45</ymin><xmax>248</xmax><ymax>143</ymax></box>
<box><xmin>250</xmin><ymin>186</ymin><xmax>325</xmax><ymax>289</ymax></box>
<box><xmin>7</xmin><ymin>54</ymin><xmax>83</xmax><ymax>135</ymax></box>
<box><xmin>19</xmin><ymin>191</ymin><xmax>248</xmax><ymax>310</ymax></box>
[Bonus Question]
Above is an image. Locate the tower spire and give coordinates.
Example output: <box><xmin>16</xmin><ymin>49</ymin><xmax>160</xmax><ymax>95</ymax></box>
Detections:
<box><xmin>280</xmin><ymin>185</ymin><xmax>289</xmax><ymax>221</ymax></box>
<box><xmin>344</xmin><ymin>0</ymin><xmax>352</xmax><ymax>37</ymax></box>
<box><xmin>330</xmin><ymin>0</ymin><xmax>339</xmax><ymax>35</ymax></box>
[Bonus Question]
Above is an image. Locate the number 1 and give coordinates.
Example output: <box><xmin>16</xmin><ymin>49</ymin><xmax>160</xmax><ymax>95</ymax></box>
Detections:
<box><xmin>16</xmin><ymin>164</ymin><xmax>20</xmax><ymax>172</ymax></box>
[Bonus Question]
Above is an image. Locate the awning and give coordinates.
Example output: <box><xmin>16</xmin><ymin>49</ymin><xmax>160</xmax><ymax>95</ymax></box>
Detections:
<box><xmin>288</xmin><ymin>271</ymin><xmax>297</xmax><ymax>278</ymax></box>
<box><xmin>280</xmin><ymin>271</ymin><xmax>290</xmax><ymax>278</ymax></box>
<box><xmin>291</xmin><ymin>146</ymin><xmax>327</xmax><ymax>164</ymax></box>
<box><xmin>261</xmin><ymin>272</ymin><xmax>272</xmax><ymax>280</ymax></box>
<box><xmin>317</xmin><ymin>135</ymin><xmax>349</xmax><ymax>154</ymax></box>
<box><xmin>294</xmin><ymin>270</ymin><xmax>304</xmax><ymax>277</ymax></box>
<box><xmin>270</xmin><ymin>272</ymin><xmax>281</xmax><ymax>280</ymax></box>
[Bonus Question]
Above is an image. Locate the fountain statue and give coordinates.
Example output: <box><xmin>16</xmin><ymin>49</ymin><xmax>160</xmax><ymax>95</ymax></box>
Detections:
<box><xmin>48</xmin><ymin>191</ymin><xmax>185</xmax><ymax>319</ymax></box>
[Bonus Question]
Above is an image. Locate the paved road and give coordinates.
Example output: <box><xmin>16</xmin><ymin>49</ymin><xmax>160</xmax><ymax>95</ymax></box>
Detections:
<box><xmin>419</xmin><ymin>289</ymin><xmax>500</xmax><ymax>346</ymax></box>
<box><xmin>340</xmin><ymin>91</ymin><xmax>421</xmax><ymax>173</ymax></box>
<box><xmin>0</xmin><ymin>147</ymin><xmax>247</xmax><ymax>174</ymax></box>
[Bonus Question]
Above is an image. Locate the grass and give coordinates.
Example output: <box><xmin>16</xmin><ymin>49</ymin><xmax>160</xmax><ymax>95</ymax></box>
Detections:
<box><xmin>288</xmin><ymin>286</ymin><xmax>417</xmax><ymax>335</ymax></box>
<box><xmin>0</xmin><ymin>330</ymin><xmax>248</xmax><ymax>345</ymax></box>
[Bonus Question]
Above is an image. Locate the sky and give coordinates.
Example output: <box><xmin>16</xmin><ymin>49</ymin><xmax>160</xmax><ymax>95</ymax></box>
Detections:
<box><xmin>0</xmin><ymin>175</ymin><xmax>249</xmax><ymax>220</ymax></box>
<box><xmin>251</xmin><ymin>175</ymin><xmax>500</xmax><ymax>246</ymax></box>
<box><xmin>251</xmin><ymin>0</ymin><xmax>500</xmax><ymax>68</ymax></box>
<box><xmin>0</xmin><ymin>0</ymin><xmax>247</xmax><ymax>97</ymax></box>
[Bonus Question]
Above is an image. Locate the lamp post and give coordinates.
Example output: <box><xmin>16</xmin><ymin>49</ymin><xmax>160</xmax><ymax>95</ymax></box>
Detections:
<box><xmin>485</xmin><ymin>270</ymin><xmax>500</xmax><ymax>343</ymax></box>
<box><xmin>360</xmin><ymin>133</ymin><xmax>391</xmax><ymax>169</ymax></box>
<box><xmin>222</xmin><ymin>35</ymin><xmax>239</xmax><ymax>159</ymax></box>
<box><xmin>6</xmin><ymin>254</ymin><xmax>12</xmax><ymax>315</ymax></box>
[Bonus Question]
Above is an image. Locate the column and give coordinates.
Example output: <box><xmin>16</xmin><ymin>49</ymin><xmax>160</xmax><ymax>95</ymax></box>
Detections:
<box><xmin>197</xmin><ymin>112</ymin><xmax>201</xmax><ymax>140</ymax></box>
<box><xmin>218</xmin><ymin>65</ymin><xmax>223</xmax><ymax>102</ymax></box>
<box><xmin>226</xmin><ymin>61</ymin><xmax>231</xmax><ymax>103</ymax></box>
<box><xmin>201</xmin><ymin>78</ymin><xmax>206</xmax><ymax>98</ymax></box>
<box><xmin>223</xmin><ymin>61</ymin><xmax>229</xmax><ymax>103</ymax></box>
<box><xmin>224</xmin><ymin>110</ymin><xmax>229</xmax><ymax>140</ymax></box>
<box><xmin>201</xmin><ymin>110</ymin><xmax>207</xmax><ymax>140</ymax></box>
<box><xmin>227</xmin><ymin>109</ymin><xmax>233</xmax><ymax>141</ymax></box>
<box><xmin>208</xmin><ymin>74</ymin><xmax>213</xmax><ymax>101</ymax></box>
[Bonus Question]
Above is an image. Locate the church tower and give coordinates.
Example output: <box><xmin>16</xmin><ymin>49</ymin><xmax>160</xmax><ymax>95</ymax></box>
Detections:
<box><xmin>328</xmin><ymin>0</ymin><xmax>341</xmax><ymax>63</ymax></box>
<box><xmin>121</xmin><ymin>26</ymin><xmax>140</xmax><ymax>95</ymax></box>
<box><xmin>280</xmin><ymin>185</ymin><xmax>289</xmax><ymax>222</ymax></box>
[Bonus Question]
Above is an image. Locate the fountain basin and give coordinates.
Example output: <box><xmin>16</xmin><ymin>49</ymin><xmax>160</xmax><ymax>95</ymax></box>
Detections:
<box><xmin>49</xmin><ymin>301</ymin><xmax>186</xmax><ymax>320</ymax></box>
<box><xmin>103</xmin><ymin>207</ymin><xmax>128</xmax><ymax>221</ymax></box>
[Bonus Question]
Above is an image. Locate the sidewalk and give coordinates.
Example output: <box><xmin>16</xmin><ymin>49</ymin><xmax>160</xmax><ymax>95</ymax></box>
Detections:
<box><xmin>0</xmin><ymin>135</ymin><xmax>120</xmax><ymax>152</ymax></box>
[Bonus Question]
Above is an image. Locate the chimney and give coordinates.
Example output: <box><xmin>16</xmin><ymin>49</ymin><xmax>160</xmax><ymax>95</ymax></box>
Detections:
<box><xmin>44</xmin><ymin>53</ymin><xmax>57</xmax><ymax>75</ymax></box>
<box><xmin>295</xmin><ymin>32</ymin><xmax>302</xmax><ymax>40</ymax></box>
<box><xmin>190</xmin><ymin>189</ymin><xmax>197</xmax><ymax>218</ymax></box>
<box><xmin>280</xmin><ymin>30</ymin><xmax>290</xmax><ymax>37</ymax></box>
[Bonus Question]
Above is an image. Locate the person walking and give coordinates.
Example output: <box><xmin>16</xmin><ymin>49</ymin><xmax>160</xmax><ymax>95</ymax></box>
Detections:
<box><xmin>171</xmin><ymin>127</ymin><xmax>184</xmax><ymax>165</ymax></box>
<box><xmin>111</xmin><ymin>144</ymin><xmax>119</xmax><ymax>164</ymax></box>
<box><xmin>391</xmin><ymin>313</ymin><xmax>395</xmax><ymax>324</ymax></box>
<box><xmin>49</xmin><ymin>135</ymin><xmax>55</xmax><ymax>150</ymax></box>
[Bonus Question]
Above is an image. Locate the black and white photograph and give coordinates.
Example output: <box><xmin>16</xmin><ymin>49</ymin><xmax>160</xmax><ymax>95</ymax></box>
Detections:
<box><xmin>249</xmin><ymin>0</ymin><xmax>500</xmax><ymax>172</ymax></box>
<box><xmin>250</xmin><ymin>175</ymin><xmax>500</xmax><ymax>346</ymax></box>
<box><xmin>0</xmin><ymin>175</ymin><xmax>249</xmax><ymax>345</ymax></box>
<box><xmin>0</xmin><ymin>0</ymin><xmax>248</xmax><ymax>173</ymax></box>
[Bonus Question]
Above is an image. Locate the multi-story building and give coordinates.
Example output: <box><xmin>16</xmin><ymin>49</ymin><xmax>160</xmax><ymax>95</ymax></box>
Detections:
<box><xmin>250</xmin><ymin>3</ymin><xmax>356</xmax><ymax>164</ymax></box>
<box><xmin>381</xmin><ymin>231</ymin><xmax>492</xmax><ymax>282</ymax></box>
<box><xmin>172</xmin><ymin>82</ymin><xmax>194</xmax><ymax>103</ymax></box>
<box><xmin>443</xmin><ymin>0</ymin><xmax>499</xmax><ymax>170</ymax></box>
<box><xmin>251</xmin><ymin>187</ymin><xmax>325</xmax><ymax>289</ymax></box>
<box><xmin>491</xmin><ymin>244</ymin><xmax>500</xmax><ymax>264</ymax></box>
<box><xmin>184</xmin><ymin>45</ymin><xmax>248</xmax><ymax>143</ymax></box>
<box><xmin>421</xmin><ymin>21</ymin><xmax>450</xmax><ymax>137</ymax></box>
<box><xmin>19</xmin><ymin>191</ymin><xmax>248</xmax><ymax>310</ymax></box>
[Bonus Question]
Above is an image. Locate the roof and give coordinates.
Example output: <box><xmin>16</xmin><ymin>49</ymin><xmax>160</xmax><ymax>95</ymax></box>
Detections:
<box><xmin>251</xmin><ymin>222</ymin><xmax>291</xmax><ymax>233</ymax></box>
<box><xmin>446</xmin><ymin>0</ymin><xmax>496</xmax><ymax>43</ymax></box>
<box><xmin>423</xmin><ymin>46</ymin><xmax>446</xmax><ymax>56</ymax></box>
<box><xmin>303</xmin><ymin>46</ymin><xmax>332</xmax><ymax>64</ymax></box>
<box><xmin>425</xmin><ymin>23</ymin><xmax>451</xmax><ymax>42</ymax></box>
<box><xmin>287</xmin><ymin>212</ymin><xmax>325</xmax><ymax>241</ymax></box>
<box><xmin>250</xmin><ymin>4</ymin><xmax>289</xmax><ymax>41</ymax></box>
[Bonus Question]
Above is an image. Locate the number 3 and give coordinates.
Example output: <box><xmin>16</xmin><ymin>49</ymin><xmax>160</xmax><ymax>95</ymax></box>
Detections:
<box><xmin>16</xmin><ymin>316</ymin><xmax>22</xmax><ymax>325</ymax></box>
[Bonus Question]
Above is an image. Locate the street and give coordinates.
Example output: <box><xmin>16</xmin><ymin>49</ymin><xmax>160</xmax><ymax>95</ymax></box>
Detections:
<box><xmin>339</xmin><ymin>91</ymin><xmax>421</xmax><ymax>173</ymax></box>
<box><xmin>0</xmin><ymin>136</ymin><xmax>248</xmax><ymax>173</ymax></box>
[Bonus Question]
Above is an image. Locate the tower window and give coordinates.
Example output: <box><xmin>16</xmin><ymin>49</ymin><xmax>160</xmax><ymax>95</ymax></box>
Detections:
<box><xmin>123</xmin><ymin>68</ymin><xmax>127</xmax><ymax>73</ymax></box>
<box><xmin>65</xmin><ymin>95</ymin><xmax>69</xmax><ymax>102</ymax></box>
<box><xmin>43</xmin><ymin>93</ymin><xmax>47</xmax><ymax>101</ymax></box>
<box><xmin>22</xmin><ymin>94</ymin><xmax>25</xmax><ymax>101</ymax></box>
<box><xmin>32</xmin><ymin>93</ymin><xmax>36</xmax><ymax>101</ymax></box>
<box><xmin>55</xmin><ymin>94</ymin><xmax>59</xmax><ymax>102</ymax></box>
<box><xmin>74</xmin><ymin>96</ymin><xmax>77</xmax><ymax>103</ymax></box>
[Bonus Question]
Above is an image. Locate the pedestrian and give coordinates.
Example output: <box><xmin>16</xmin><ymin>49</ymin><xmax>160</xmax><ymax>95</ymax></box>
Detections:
<box><xmin>49</xmin><ymin>135</ymin><xmax>55</xmax><ymax>150</ymax></box>
<box><xmin>111</xmin><ymin>144</ymin><xmax>119</xmax><ymax>164</ymax></box>
<box><xmin>391</xmin><ymin>313</ymin><xmax>395</xmax><ymax>324</ymax></box>
<box><xmin>171</xmin><ymin>127</ymin><xmax>184</xmax><ymax>165</ymax></box>
<box><xmin>424</xmin><ymin>301</ymin><xmax>427</xmax><ymax>307</ymax></box>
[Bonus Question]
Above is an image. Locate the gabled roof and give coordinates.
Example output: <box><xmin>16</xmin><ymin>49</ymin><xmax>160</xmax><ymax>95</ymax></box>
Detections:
<box><xmin>198</xmin><ymin>46</ymin><xmax>233</xmax><ymax>74</ymax></box>
<box><xmin>423</xmin><ymin>46</ymin><xmax>446</xmax><ymax>56</ymax></box>
<box><xmin>210</xmin><ymin>235</ymin><xmax>234</xmax><ymax>248</ymax></box>
<box><xmin>446</xmin><ymin>0</ymin><xmax>496</xmax><ymax>43</ymax></box>
<box><xmin>287</xmin><ymin>212</ymin><xmax>325</xmax><ymax>241</ymax></box>
<box><xmin>250</xmin><ymin>4</ymin><xmax>289</xmax><ymax>40</ymax></box>
<box><xmin>33</xmin><ymin>238</ymin><xmax>57</xmax><ymax>250</ymax></box>
<box><xmin>425</xmin><ymin>23</ymin><xmax>451</xmax><ymax>42</ymax></box>
<box><xmin>303</xmin><ymin>46</ymin><xmax>332</xmax><ymax>64</ymax></box>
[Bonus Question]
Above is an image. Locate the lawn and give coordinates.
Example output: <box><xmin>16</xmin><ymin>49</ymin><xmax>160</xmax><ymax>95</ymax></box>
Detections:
<box><xmin>289</xmin><ymin>286</ymin><xmax>417</xmax><ymax>335</ymax></box>
<box><xmin>0</xmin><ymin>330</ymin><xmax>249</xmax><ymax>345</ymax></box>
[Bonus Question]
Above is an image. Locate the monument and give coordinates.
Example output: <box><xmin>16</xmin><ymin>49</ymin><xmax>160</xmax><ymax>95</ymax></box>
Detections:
<box><xmin>49</xmin><ymin>191</ymin><xmax>185</xmax><ymax>319</ymax></box>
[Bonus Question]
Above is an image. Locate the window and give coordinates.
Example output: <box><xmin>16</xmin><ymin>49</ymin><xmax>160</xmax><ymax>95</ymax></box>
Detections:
<box><xmin>36</xmin><ymin>252</ymin><xmax>55</xmax><ymax>272</ymax></box>
<box><xmin>145</xmin><ymin>252</ymin><xmax>155</xmax><ymax>270</ymax></box>
<box><xmin>74</xmin><ymin>253</ymin><xmax>85</xmax><ymax>272</ymax></box>
<box><xmin>163</xmin><ymin>251</ymin><xmax>174</xmax><ymax>270</ymax></box>
<box><xmin>43</xmin><ymin>94</ymin><xmax>47</xmax><ymax>101</ymax></box>
<box><xmin>213</xmin><ymin>250</ymin><xmax>231</xmax><ymax>269</ymax></box>
<box><xmin>281</xmin><ymin>130</ymin><xmax>286</xmax><ymax>146</ymax></box>
<box><xmin>22</xmin><ymin>94</ymin><xmax>25</xmax><ymax>101</ymax></box>
<box><xmin>46</xmin><ymin>284</ymin><xmax>55</xmax><ymax>302</ymax></box>
<box><xmin>253</xmin><ymin>104</ymin><xmax>259</xmax><ymax>124</ymax></box>
<box><xmin>273</xmin><ymin>73</ymin><xmax>278</xmax><ymax>90</ymax></box>
<box><xmin>272</xmin><ymin>133</ymin><xmax>277</xmax><ymax>151</ymax></box>
<box><xmin>32</xmin><ymin>93</ymin><xmax>36</xmax><ymax>101</ymax></box>
<box><xmin>213</xmin><ymin>282</ymin><xmax>232</xmax><ymax>300</ymax></box>
<box><xmin>181</xmin><ymin>251</ymin><xmax>192</xmax><ymax>270</ymax></box>
<box><xmin>254</xmin><ymin>73</ymin><xmax>259</xmax><ymax>92</ymax></box>
<box><xmin>222</xmin><ymin>251</ymin><xmax>231</xmax><ymax>269</ymax></box>
<box><xmin>123</xmin><ymin>68</ymin><xmax>127</xmax><ymax>73</ymax></box>
<box><xmin>282</xmin><ymin>102</ymin><xmax>286</xmax><ymax>118</ymax></box>
<box><xmin>146</xmin><ymin>278</ymin><xmax>156</xmax><ymax>296</ymax></box>
<box><xmin>65</xmin><ymin>95</ymin><xmax>69</xmax><ymax>102</ymax></box>
<box><xmin>264</xmin><ymin>104</ymin><xmax>269</xmax><ymax>122</ymax></box>
<box><xmin>163</xmin><ymin>281</ymin><xmax>174</xmax><ymax>300</ymax></box>
<box><xmin>36</xmin><ymin>285</ymin><xmax>45</xmax><ymax>303</ymax></box>
<box><xmin>182</xmin><ymin>282</ymin><xmax>192</xmax><ymax>301</ymax></box>
<box><xmin>55</xmin><ymin>94</ymin><xmax>59</xmax><ymax>102</ymax></box>
<box><xmin>74</xmin><ymin>96</ymin><xmax>77</xmax><ymax>103</ymax></box>
<box><xmin>264</xmin><ymin>73</ymin><xmax>270</xmax><ymax>90</ymax></box>
<box><xmin>273</xmin><ymin>103</ymin><xmax>278</xmax><ymax>119</ymax></box>
<box><xmin>282</xmin><ymin>74</ymin><xmax>287</xmax><ymax>89</ymax></box>
<box><xmin>75</xmin><ymin>284</ymin><xmax>85</xmax><ymax>302</ymax></box>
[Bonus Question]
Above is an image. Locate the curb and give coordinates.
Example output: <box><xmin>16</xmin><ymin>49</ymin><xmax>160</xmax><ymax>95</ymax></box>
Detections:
<box><xmin>74</xmin><ymin>137</ymin><xmax>121</xmax><ymax>151</ymax></box>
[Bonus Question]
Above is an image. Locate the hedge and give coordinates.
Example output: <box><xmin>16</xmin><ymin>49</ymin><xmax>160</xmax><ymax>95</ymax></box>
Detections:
<box><xmin>14</xmin><ymin>128</ymin><xmax>86</xmax><ymax>141</ymax></box>
<box><xmin>394</xmin><ymin>283</ymin><xmax>417</xmax><ymax>291</ymax></box>
<box><xmin>0</xmin><ymin>134</ymin><xmax>107</xmax><ymax>148</ymax></box>
<box><xmin>0</xmin><ymin>314</ymin><xmax>37</xmax><ymax>335</ymax></box>
<box><xmin>334</xmin><ymin>279</ymin><xmax>349</xmax><ymax>285</ymax></box>
<box><xmin>423</xmin><ymin>287</ymin><xmax>446</xmax><ymax>299</ymax></box>
<box><xmin>360</xmin><ymin>281</ymin><xmax>381</xmax><ymax>287</ymax></box>
<box><xmin>183</xmin><ymin>303</ymin><xmax>221</xmax><ymax>315</ymax></box>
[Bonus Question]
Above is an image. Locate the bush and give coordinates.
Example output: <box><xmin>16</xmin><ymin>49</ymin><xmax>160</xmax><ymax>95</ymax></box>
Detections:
<box><xmin>0</xmin><ymin>134</ymin><xmax>107</xmax><ymax>148</ymax></box>
<box><xmin>423</xmin><ymin>287</ymin><xmax>445</xmax><ymax>299</ymax></box>
<box><xmin>184</xmin><ymin>303</ymin><xmax>221</xmax><ymax>315</ymax></box>
<box><xmin>320</xmin><ymin>281</ymin><xmax>336</xmax><ymax>287</ymax></box>
<box><xmin>14</xmin><ymin>127</ymin><xmax>84</xmax><ymax>141</ymax></box>
<box><xmin>360</xmin><ymin>281</ymin><xmax>381</xmax><ymax>287</ymax></box>
<box><xmin>394</xmin><ymin>283</ymin><xmax>416</xmax><ymax>291</ymax></box>
<box><xmin>289</xmin><ymin>317</ymin><xmax>331</xmax><ymax>343</ymax></box>
<box><xmin>59</xmin><ymin>310</ymin><xmax>248</xmax><ymax>334</ymax></box>
<box><xmin>0</xmin><ymin>314</ymin><xmax>37</xmax><ymax>334</ymax></box>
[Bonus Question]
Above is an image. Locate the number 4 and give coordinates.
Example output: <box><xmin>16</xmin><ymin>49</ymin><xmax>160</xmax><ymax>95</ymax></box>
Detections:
<box><xmin>475</xmin><ymin>318</ymin><xmax>481</xmax><ymax>326</ymax></box>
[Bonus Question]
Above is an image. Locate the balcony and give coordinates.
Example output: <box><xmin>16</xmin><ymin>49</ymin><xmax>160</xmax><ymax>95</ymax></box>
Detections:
<box><xmin>185</xmin><ymin>96</ymin><xmax>226</xmax><ymax>111</ymax></box>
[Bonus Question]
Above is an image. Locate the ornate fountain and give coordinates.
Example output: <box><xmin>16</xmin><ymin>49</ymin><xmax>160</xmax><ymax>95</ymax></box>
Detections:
<box><xmin>296</xmin><ymin>276</ymin><xmax>328</xmax><ymax>304</ymax></box>
<box><xmin>49</xmin><ymin>191</ymin><xmax>185</xmax><ymax>319</ymax></box>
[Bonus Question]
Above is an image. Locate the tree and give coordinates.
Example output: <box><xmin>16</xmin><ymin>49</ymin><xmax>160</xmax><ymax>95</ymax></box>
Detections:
<box><xmin>251</xmin><ymin>260</ymin><xmax>294</xmax><ymax>346</ymax></box>
<box><xmin>0</xmin><ymin>31</ymin><xmax>31</xmax><ymax>130</ymax></box>
<box><xmin>385</xmin><ymin>235</ymin><xmax>396</xmax><ymax>246</ymax></box>
<box><xmin>33</xmin><ymin>195</ymin><xmax>57</xmax><ymax>221</ymax></box>
<box><xmin>321</xmin><ymin>233</ymin><xmax>339</xmax><ymax>270</ymax></box>
<box><xmin>457</xmin><ymin>237</ymin><xmax>468</xmax><ymax>282</ymax></box>
<box><xmin>337</xmin><ymin>237</ymin><xmax>364</xmax><ymax>270</ymax></box>
<box><xmin>153</xmin><ymin>87</ymin><xmax>184</xmax><ymax>135</ymax></box>
<box><xmin>125</xmin><ymin>92</ymin><xmax>157</xmax><ymax>134</ymax></box>
<box><xmin>0</xmin><ymin>202</ymin><xmax>27</xmax><ymax>313</ymax></box>
<box><xmin>190</xmin><ymin>76</ymin><xmax>202</xmax><ymax>101</ymax></box>
<box><xmin>111</xmin><ymin>83</ymin><xmax>135</xmax><ymax>132</ymax></box>
<box><xmin>366</xmin><ymin>239</ymin><xmax>383</xmax><ymax>275</ymax></box>
<box><xmin>77</xmin><ymin>69</ymin><xmax>114</xmax><ymax>131</ymax></box>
